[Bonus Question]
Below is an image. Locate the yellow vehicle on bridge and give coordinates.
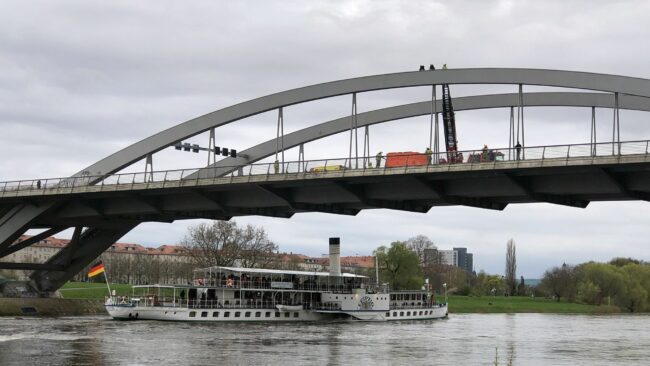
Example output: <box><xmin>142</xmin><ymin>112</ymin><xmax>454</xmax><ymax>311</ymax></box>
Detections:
<box><xmin>309</xmin><ymin>165</ymin><xmax>347</xmax><ymax>172</ymax></box>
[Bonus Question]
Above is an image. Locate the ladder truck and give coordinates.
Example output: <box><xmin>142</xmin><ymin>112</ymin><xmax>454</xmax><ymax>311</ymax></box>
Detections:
<box><xmin>441</xmin><ymin>84</ymin><xmax>463</xmax><ymax>163</ymax></box>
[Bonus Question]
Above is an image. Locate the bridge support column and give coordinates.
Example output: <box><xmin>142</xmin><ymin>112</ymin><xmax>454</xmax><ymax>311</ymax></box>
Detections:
<box><xmin>348</xmin><ymin>93</ymin><xmax>359</xmax><ymax>169</ymax></box>
<box><xmin>613</xmin><ymin>92</ymin><xmax>621</xmax><ymax>155</ymax></box>
<box><xmin>591</xmin><ymin>106</ymin><xmax>597</xmax><ymax>156</ymax></box>
<box><xmin>29</xmin><ymin>223</ymin><xmax>138</xmax><ymax>295</ymax></box>
<box><xmin>276</xmin><ymin>107</ymin><xmax>285</xmax><ymax>172</ymax></box>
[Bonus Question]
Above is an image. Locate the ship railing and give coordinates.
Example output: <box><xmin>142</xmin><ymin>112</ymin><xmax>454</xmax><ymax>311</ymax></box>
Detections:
<box><xmin>201</xmin><ymin>280</ymin><xmax>366</xmax><ymax>294</ymax></box>
<box><xmin>316</xmin><ymin>303</ymin><xmax>342</xmax><ymax>311</ymax></box>
<box><xmin>390</xmin><ymin>302</ymin><xmax>436</xmax><ymax>309</ymax></box>
<box><xmin>186</xmin><ymin>300</ymin><xmax>308</xmax><ymax>310</ymax></box>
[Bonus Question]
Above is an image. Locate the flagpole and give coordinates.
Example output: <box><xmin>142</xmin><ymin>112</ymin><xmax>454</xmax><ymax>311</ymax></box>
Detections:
<box><xmin>103</xmin><ymin>271</ymin><xmax>112</xmax><ymax>297</ymax></box>
<box><xmin>101</xmin><ymin>263</ymin><xmax>113</xmax><ymax>301</ymax></box>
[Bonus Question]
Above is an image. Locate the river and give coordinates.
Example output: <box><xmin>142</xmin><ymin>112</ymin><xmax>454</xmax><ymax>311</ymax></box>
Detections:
<box><xmin>0</xmin><ymin>314</ymin><xmax>648</xmax><ymax>365</ymax></box>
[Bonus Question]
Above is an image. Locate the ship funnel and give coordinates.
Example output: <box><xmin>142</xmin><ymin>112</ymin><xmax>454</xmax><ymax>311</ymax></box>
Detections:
<box><xmin>329</xmin><ymin>237</ymin><xmax>341</xmax><ymax>277</ymax></box>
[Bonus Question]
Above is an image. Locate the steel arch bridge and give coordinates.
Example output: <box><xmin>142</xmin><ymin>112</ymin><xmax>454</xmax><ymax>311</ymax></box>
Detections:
<box><xmin>2</xmin><ymin>68</ymin><xmax>650</xmax><ymax>295</ymax></box>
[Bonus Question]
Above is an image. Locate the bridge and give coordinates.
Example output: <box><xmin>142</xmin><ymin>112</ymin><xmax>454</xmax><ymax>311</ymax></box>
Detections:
<box><xmin>2</xmin><ymin>68</ymin><xmax>650</xmax><ymax>296</ymax></box>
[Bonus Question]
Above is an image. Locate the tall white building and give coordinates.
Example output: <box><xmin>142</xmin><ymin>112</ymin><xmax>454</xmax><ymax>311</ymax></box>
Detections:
<box><xmin>437</xmin><ymin>249</ymin><xmax>458</xmax><ymax>266</ymax></box>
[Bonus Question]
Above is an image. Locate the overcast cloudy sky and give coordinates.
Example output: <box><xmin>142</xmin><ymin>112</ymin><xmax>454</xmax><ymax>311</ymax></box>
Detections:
<box><xmin>1</xmin><ymin>0</ymin><xmax>650</xmax><ymax>278</ymax></box>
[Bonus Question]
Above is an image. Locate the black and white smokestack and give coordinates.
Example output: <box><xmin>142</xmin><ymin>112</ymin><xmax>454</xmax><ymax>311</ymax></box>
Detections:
<box><xmin>329</xmin><ymin>237</ymin><xmax>341</xmax><ymax>276</ymax></box>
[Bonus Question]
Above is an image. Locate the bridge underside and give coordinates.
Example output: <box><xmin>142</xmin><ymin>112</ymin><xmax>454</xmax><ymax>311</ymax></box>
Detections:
<box><xmin>2</xmin><ymin>155</ymin><xmax>650</xmax><ymax>294</ymax></box>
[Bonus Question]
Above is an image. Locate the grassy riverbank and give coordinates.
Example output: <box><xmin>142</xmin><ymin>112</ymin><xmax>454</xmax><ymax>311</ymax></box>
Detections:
<box><xmin>59</xmin><ymin>281</ymin><xmax>133</xmax><ymax>299</ymax></box>
<box><xmin>446</xmin><ymin>295</ymin><xmax>620</xmax><ymax>314</ymax></box>
<box><xmin>58</xmin><ymin>282</ymin><xmax>620</xmax><ymax>314</ymax></box>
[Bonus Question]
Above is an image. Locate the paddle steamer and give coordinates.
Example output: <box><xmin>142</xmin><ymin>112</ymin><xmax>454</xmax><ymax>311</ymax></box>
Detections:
<box><xmin>105</xmin><ymin>238</ymin><xmax>448</xmax><ymax>322</ymax></box>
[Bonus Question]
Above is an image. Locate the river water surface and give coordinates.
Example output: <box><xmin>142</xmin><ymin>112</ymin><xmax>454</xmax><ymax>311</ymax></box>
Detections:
<box><xmin>0</xmin><ymin>314</ymin><xmax>648</xmax><ymax>365</ymax></box>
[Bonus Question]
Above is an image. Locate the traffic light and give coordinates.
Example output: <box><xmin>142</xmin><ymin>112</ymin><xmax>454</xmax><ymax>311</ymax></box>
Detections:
<box><xmin>183</xmin><ymin>143</ymin><xmax>191</xmax><ymax>152</ymax></box>
<box><xmin>230</xmin><ymin>149</ymin><xmax>237</xmax><ymax>158</ymax></box>
<box><xmin>174</xmin><ymin>142</ymin><xmax>182</xmax><ymax>150</ymax></box>
<box><xmin>221</xmin><ymin>147</ymin><xmax>228</xmax><ymax>156</ymax></box>
<box><xmin>192</xmin><ymin>144</ymin><xmax>199</xmax><ymax>153</ymax></box>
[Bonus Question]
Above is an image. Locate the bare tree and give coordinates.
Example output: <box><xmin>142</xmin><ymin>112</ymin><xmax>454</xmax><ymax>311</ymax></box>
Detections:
<box><xmin>182</xmin><ymin>220</ymin><xmax>278</xmax><ymax>269</ymax></box>
<box><xmin>237</xmin><ymin>224</ymin><xmax>278</xmax><ymax>268</ymax></box>
<box><xmin>406</xmin><ymin>235</ymin><xmax>435</xmax><ymax>266</ymax></box>
<box><xmin>182</xmin><ymin>221</ymin><xmax>240</xmax><ymax>268</ymax></box>
<box><xmin>505</xmin><ymin>239</ymin><xmax>517</xmax><ymax>295</ymax></box>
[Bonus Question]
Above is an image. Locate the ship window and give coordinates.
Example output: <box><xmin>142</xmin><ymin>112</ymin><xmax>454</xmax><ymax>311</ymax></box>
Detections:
<box><xmin>224</xmin><ymin>312</ymin><xmax>230</xmax><ymax>317</ymax></box>
<box><xmin>255</xmin><ymin>312</ymin><xmax>261</xmax><ymax>318</ymax></box>
<box><xmin>407</xmin><ymin>311</ymin><xmax>411</xmax><ymax>316</ymax></box>
<box><xmin>391</xmin><ymin>295</ymin><xmax>395</xmax><ymax>300</ymax></box>
<box><xmin>275</xmin><ymin>312</ymin><xmax>280</xmax><ymax>318</ymax></box>
<box><xmin>245</xmin><ymin>312</ymin><xmax>251</xmax><ymax>317</ymax></box>
<box><xmin>189</xmin><ymin>311</ymin><xmax>196</xmax><ymax>317</ymax></box>
<box><xmin>393</xmin><ymin>312</ymin><xmax>397</xmax><ymax>317</ymax></box>
<box><xmin>235</xmin><ymin>312</ymin><xmax>241</xmax><ymax>318</ymax></box>
<box><xmin>213</xmin><ymin>312</ymin><xmax>219</xmax><ymax>317</ymax></box>
<box><xmin>265</xmin><ymin>312</ymin><xmax>271</xmax><ymax>317</ymax></box>
<box><xmin>284</xmin><ymin>312</ymin><xmax>290</xmax><ymax>318</ymax></box>
<box><xmin>293</xmin><ymin>312</ymin><xmax>299</xmax><ymax>318</ymax></box>
<box><xmin>419</xmin><ymin>311</ymin><xmax>423</xmax><ymax>315</ymax></box>
<box><xmin>201</xmin><ymin>311</ymin><xmax>208</xmax><ymax>317</ymax></box>
<box><xmin>400</xmin><ymin>312</ymin><xmax>404</xmax><ymax>316</ymax></box>
<box><xmin>386</xmin><ymin>312</ymin><xmax>390</xmax><ymax>317</ymax></box>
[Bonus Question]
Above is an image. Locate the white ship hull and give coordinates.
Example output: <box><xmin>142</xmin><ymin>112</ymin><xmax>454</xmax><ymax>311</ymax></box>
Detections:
<box><xmin>106</xmin><ymin>302</ymin><xmax>447</xmax><ymax>322</ymax></box>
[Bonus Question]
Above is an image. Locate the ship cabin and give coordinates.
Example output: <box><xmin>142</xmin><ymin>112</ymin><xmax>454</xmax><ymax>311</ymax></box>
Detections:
<box><xmin>165</xmin><ymin>266</ymin><xmax>374</xmax><ymax>310</ymax></box>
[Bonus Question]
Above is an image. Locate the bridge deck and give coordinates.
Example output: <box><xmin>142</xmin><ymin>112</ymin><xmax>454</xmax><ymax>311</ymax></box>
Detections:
<box><xmin>1</xmin><ymin>153</ymin><xmax>649</xmax><ymax>199</ymax></box>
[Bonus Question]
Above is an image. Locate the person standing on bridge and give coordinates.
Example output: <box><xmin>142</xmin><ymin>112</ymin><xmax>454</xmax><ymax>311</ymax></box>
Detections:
<box><xmin>376</xmin><ymin>152</ymin><xmax>383</xmax><ymax>168</ymax></box>
<box><xmin>515</xmin><ymin>141</ymin><xmax>522</xmax><ymax>160</ymax></box>
<box><xmin>425</xmin><ymin>147</ymin><xmax>433</xmax><ymax>165</ymax></box>
<box><xmin>273</xmin><ymin>159</ymin><xmax>280</xmax><ymax>174</ymax></box>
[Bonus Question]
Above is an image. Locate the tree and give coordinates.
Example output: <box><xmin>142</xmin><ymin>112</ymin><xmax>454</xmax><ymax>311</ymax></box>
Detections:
<box><xmin>616</xmin><ymin>263</ymin><xmax>650</xmax><ymax>312</ymax></box>
<box><xmin>182</xmin><ymin>220</ymin><xmax>278</xmax><ymax>269</ymax></box>
<box><xmin>505</xmin><ymin>239</ymin><xmax>517</xmax><ymax>295</ymax></box>
<box><xmin>406</xmin><ymin>235</ymin><xmax>435</xmax><ymax>266</ymax></box>
<box><xmin>375</xmin><ymin>241</ymin><xmax>423</xmax><ymax>290</ymax></box>
<box><xmin>578</xmin><ymin>262</ymin><xmax>625</xmax><ymax>306</ymax></box>
<box><xmin>540</xmin><ymin>263</ymin><xmax>576</xmax><ymax>302</ymax></box>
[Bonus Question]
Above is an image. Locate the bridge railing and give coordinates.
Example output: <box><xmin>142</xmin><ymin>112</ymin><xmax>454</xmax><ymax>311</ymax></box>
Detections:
<box><xmin>1</xmin><ymin>140</ymin><xmax>649</xmax><ymax>197</ymax></box>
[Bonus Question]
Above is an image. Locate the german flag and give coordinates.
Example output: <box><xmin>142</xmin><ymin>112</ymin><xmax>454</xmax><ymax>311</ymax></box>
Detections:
<box><xmin>88</xmin><ymin>261</ymin><xmax>105</xmax><ymax>278</ymax></box>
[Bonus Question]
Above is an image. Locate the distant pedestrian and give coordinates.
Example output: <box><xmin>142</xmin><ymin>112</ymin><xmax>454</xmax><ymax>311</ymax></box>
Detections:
<box><xmin>273</xmin><ymin>159</ymin><xmax>280</xmax><ymax>174</ymax></box>
<box><xmin>515</xmin><ymin>141</ymin><xmax>522</xmax><ymax>160</ymax></box>
<box><xmin>36</xmin><ymin>180</ymin><xmax>41</xmax><ymax>189</ymax></box>
<box><xmin>375</xmin><ymin>152</ymin><xmax>383</xmax><ymax>168</ymax></box>
<box><xmin>425</xmin><ymin>147</ymin><xmax>433</xmax><ymax>165</ymax></box>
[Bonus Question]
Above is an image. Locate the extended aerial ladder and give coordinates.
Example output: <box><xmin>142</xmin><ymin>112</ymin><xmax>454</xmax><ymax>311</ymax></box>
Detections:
<box><xmin>441</xmin><ymin>83</ymin><xmax>462</xmax><ymax>163</ymax></box>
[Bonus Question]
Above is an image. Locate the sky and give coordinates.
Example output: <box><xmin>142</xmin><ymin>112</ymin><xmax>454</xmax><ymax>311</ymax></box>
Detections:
<box><xmin>1</xmin><ymin>0</ymin><xmax>650</xmax><ymax>278</ymax></box>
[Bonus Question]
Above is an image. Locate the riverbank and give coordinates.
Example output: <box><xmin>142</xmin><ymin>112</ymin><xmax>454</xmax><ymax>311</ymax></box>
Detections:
<box><xmin>62</xmin><ymin>282</ymin><xmax>621</xmax><ymax>314</ymax></box>
<box><xmin>0</xmin><ymin>298</ymin><xmax>105</xmax><ymax>316</ymax></box>
<box><xmin>447</xmin><ymin>295</ymin><xmax>621</xmax><ymax>314</ymax></box>
<box><xmin>1</xmin><ymin>282</ymin><xmax>623</xmax><ymax>316</ymax></box>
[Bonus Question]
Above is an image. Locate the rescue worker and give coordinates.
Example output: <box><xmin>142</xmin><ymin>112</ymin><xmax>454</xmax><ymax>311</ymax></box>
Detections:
<box><xmin>425</xmin><ymin>147</ymin><xmax>433</xmax><ymax>165</ymax></box>
<box><xmin>376</xmin><ymin>151</ymin><xmax>383</xmax><ymax>168</ymax></box>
